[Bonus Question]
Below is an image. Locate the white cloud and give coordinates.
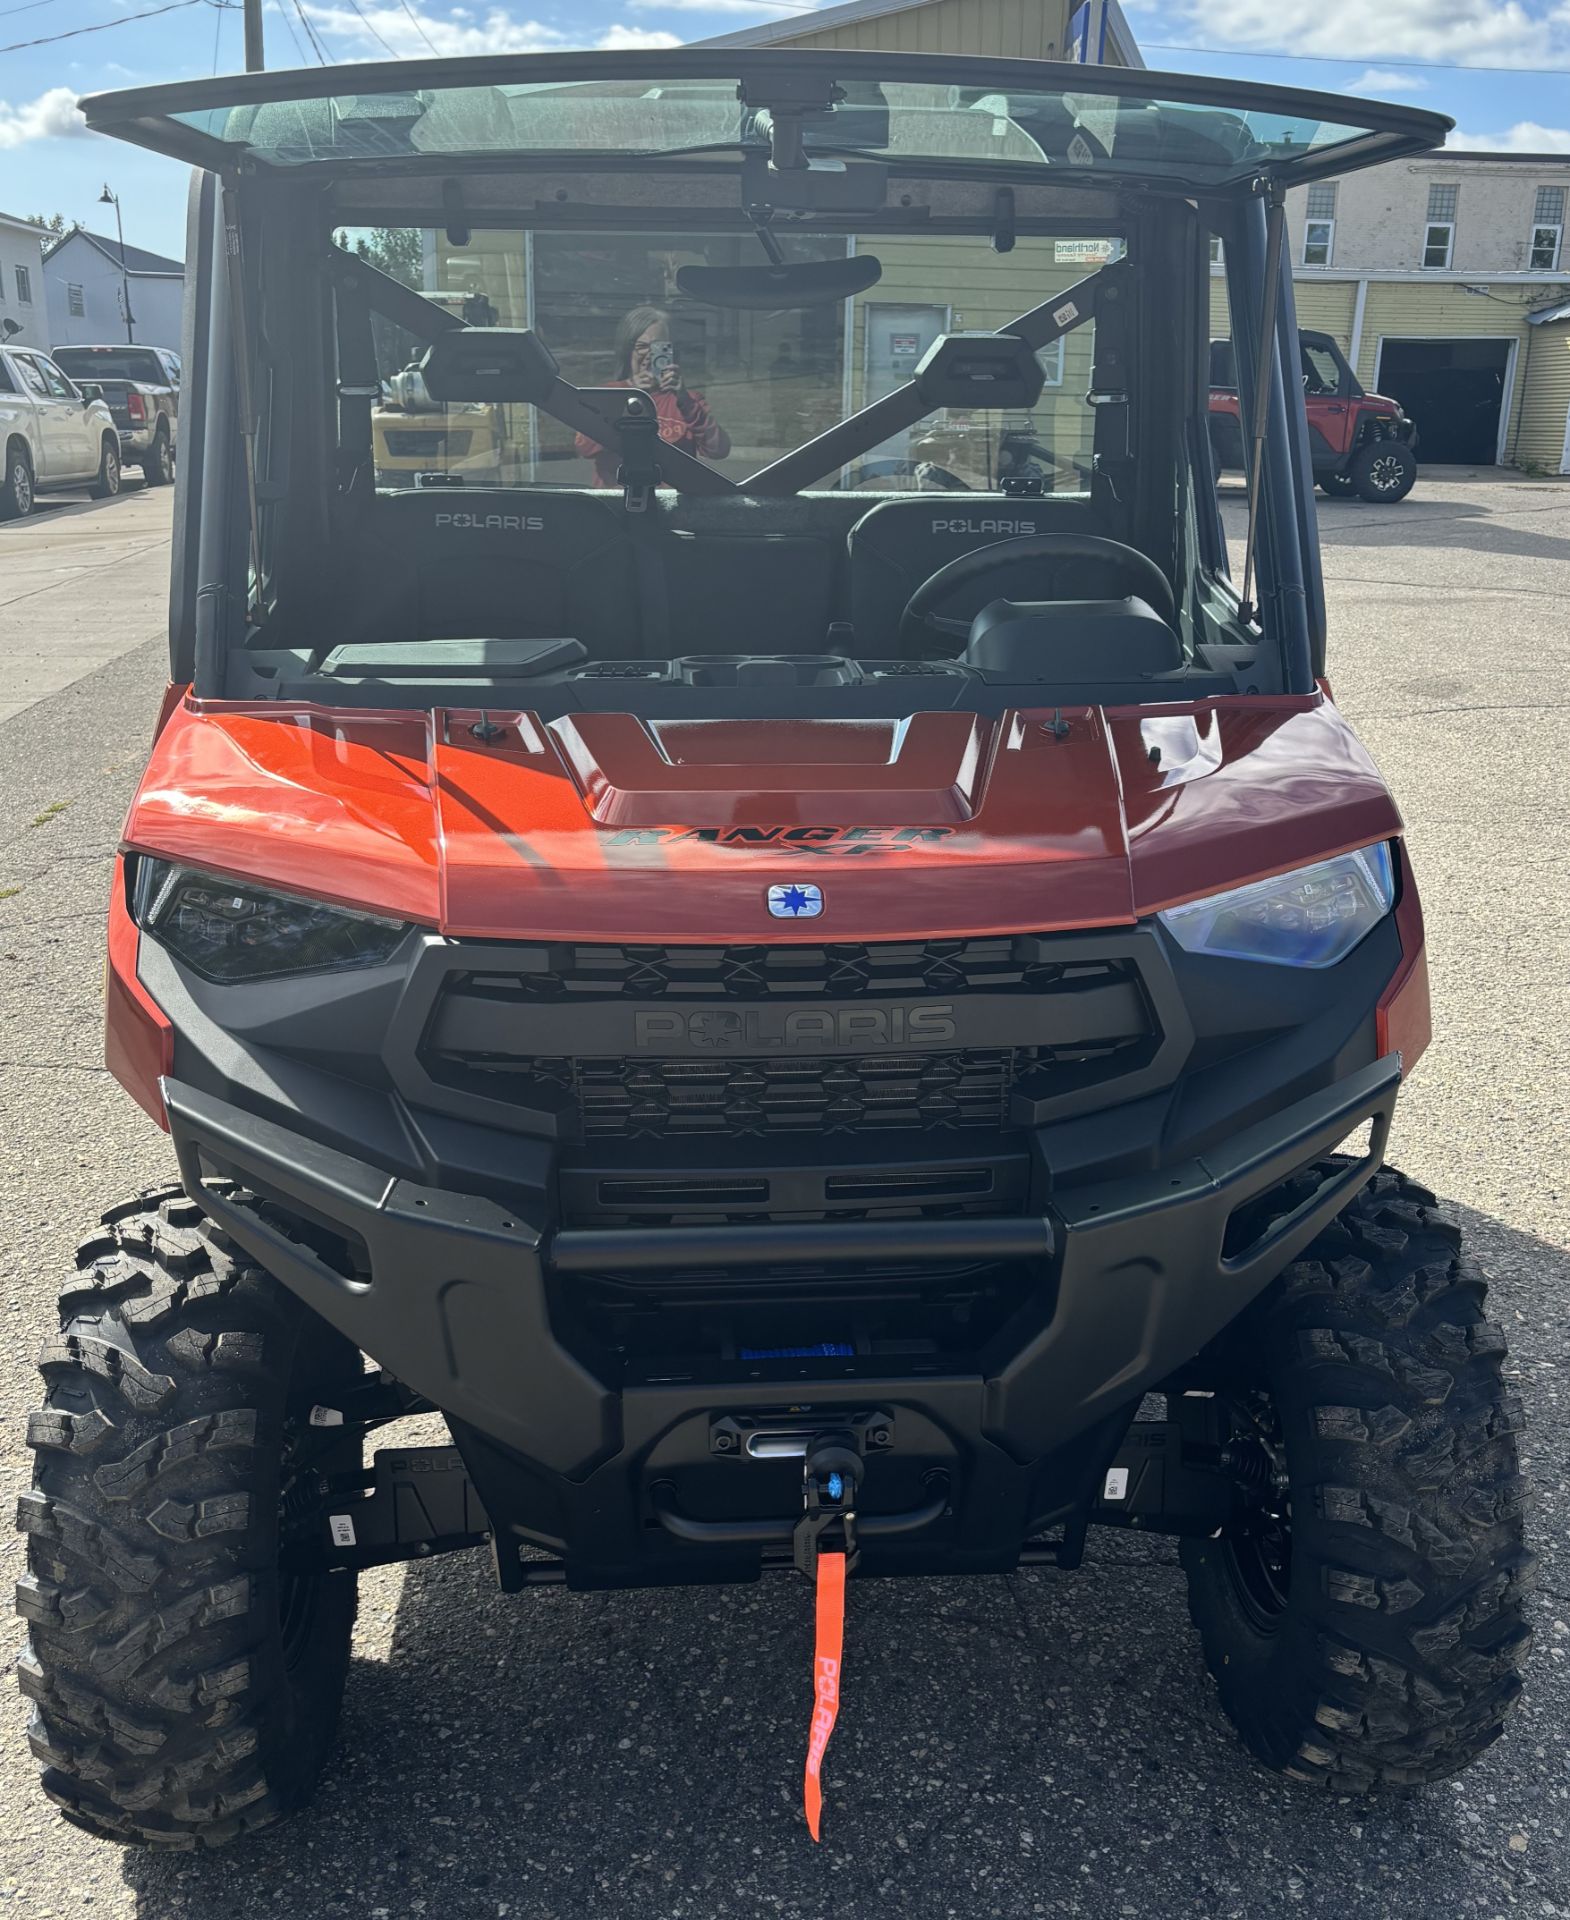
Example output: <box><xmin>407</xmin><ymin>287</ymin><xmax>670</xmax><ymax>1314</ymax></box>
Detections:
<box><xmin>628</xmin><ymin>0</ymin><xmax>808</xmax><ymax>11</ymax></box>
<box><xmin>1450</xmin><ymin>119</ymin><xmax>1570</xmax><ymax>151</ymax></box>
<box><xmin>300</xmin><ymin>3</ymin><xmax>682</xmax><ymax>54</ymax></box>
<box><xmin>1343</xmin><ymin>67</ymin><xmax>1429</xmax><ymax>95</ymax></box>
<box><xmin>596</xmin><ymin>23</ymin><xmax>683</xmax><ymax>44</ymax></box>
<box><xmin>0</xmin><ymin>86</ymin><xmax>90</xmax><ymax>150</ymax></box>
<box><xmin>300</xmin><ymin>4</ymin><xmax>564</xmax><ymax>56</ymax></box>
<box><xmin>1141</xmin><ymin>0</ymin><xmax>1569</xmax><ymax>69</ymax></box>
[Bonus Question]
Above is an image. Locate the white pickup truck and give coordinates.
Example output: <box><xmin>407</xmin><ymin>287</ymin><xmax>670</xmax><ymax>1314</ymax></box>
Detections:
<box><xmin>0</xmin><ymin>342</ymin><xmax>123</xmax><ymax>518</ymax></box>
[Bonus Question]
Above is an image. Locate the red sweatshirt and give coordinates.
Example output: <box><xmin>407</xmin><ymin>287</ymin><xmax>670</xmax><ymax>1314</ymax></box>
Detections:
<box><xmin>575</xmin><ymin>382</ymin><xmax>731</xmax><ymax>486</ymax></box>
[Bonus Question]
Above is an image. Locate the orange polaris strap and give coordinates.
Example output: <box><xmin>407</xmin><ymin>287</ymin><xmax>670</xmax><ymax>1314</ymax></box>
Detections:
<box><xmin>803</xmin><ymin>1549</ymin><xmax>846</xmax><ymax>1842</ymax></box>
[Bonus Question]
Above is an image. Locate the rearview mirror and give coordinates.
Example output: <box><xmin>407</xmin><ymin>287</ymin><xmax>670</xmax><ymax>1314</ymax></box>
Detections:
<box><xmin>676</xmin><ymin>256</ymin><xmax>883</xmax><ymax>311</ymax></box>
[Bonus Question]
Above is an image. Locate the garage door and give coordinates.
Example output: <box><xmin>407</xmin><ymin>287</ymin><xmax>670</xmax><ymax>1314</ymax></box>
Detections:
<box><xmin>1375</xmin><ymin>338</ymin><xmax>1514</xmax><ymax>465</ymax></box>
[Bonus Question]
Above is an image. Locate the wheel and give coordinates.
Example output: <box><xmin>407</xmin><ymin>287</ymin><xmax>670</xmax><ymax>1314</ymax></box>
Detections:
<box><xmin>1350</xmin><ymin>440</ymin><xmax>1417</xmax><ymax>504</ymax></box>
<box><xmin>88</xmin><ymin>436</ymin><xmax>121</xmax><ymax>500</ymax></box>
<box><xmin>0</xmin><ymin>439</ymin><xmax>34</xmax><ymax>519</ymax></box>
<box><xmin>140</xmin><ymin>429</ymin><xmax>174</xmax><ymax>487</ymax></box>
<box><xmin>18</xmin><ymin>1186</ymin><xmax>363</xmax><ymax>1847</ymax></box>
<box><xmin>1318</xmin><ymin>473</ymin><xmax>1358</xmax><ymax>498</ymax></box>
<box><xmin>1181</xmin><ymin>1164</ymin><xmax>1533</xmax><ymax>1792</ymax></box>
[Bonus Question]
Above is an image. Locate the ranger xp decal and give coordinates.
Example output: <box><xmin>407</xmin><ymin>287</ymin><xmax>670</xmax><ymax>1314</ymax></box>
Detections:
<box><xmin>606</xmin><ymin>826</ymin><xmax>958</xmax><ymax>856</ymax></box>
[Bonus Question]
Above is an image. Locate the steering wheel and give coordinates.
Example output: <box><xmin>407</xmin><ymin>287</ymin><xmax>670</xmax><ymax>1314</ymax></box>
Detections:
<box><xmin>900</xmin><ymin>533</ymin><xmax>1177</xmax><ymax>648</ymax></box>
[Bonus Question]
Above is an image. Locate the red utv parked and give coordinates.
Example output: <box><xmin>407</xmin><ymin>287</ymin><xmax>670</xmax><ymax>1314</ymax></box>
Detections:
<box><xmin>19</xmin><ymin>53</ymin><xmax>1528</xmax><ymax>1850</ymax></box>
<box><xmin>1211</xmin><ymin>330</ymin><xmax>1420</xmax><ymax>502</ymax></box>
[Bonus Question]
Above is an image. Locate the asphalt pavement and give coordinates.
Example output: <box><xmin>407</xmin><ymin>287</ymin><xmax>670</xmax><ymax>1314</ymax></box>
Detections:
<box><xmin>0</xmin><ymin>473</ymin><xmax>1566</xmax><ymax>1919</ymax></box>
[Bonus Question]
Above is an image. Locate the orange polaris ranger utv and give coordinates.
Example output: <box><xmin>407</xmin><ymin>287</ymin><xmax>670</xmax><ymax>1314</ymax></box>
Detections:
<box><xmin>20</xmin><ymin>53</ymin><xmax>1531</xmax><ymax>1847</ymax></box>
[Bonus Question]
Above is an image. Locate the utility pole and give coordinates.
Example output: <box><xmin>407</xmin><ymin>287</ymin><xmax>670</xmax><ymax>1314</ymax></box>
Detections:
<box><xmin>243</xmin><ymin>0</ymin><xmax>264</xmax><ymax>71</ymax></box>
<box><xmin>99</xmin><ymin>185</ymin><xmax>136</xmax><ymax>345</ymax></box>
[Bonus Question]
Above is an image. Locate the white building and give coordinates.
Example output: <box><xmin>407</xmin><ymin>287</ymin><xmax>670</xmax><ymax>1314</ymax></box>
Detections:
<box><xmin>0</xmin><ymin>213</ymin><xmax>50</xmax><ymax>350</ymax></box>
<box><xmin>1216</xmin><ymin>151</ymin><xmax>1570</xmax><ymax>473</ymax></box>
<box><xmin>42</xmin><ymin>228</ymin><xmax>185</xmax><ymax>353</ymax></box>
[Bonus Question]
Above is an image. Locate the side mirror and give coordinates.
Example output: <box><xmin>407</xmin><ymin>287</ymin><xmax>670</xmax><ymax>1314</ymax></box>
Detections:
<box><xmin>78</xmin><ymin>382</ymin><xmax>104</xmax><ymax>403</ymax></box>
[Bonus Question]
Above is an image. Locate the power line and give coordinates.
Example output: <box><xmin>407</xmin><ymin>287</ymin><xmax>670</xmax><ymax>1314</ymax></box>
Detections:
<box><xmin>291</xmin><ymin>0</ymin><xmax>331</xmax><ymax>63</ymax></box>
<box><xmin>1142</xmin><ymin>39</ymin><xmax>1570</xmax><ymax>79</ymax></box>
<box><xmin>210</xmin><ymin>0</ymin><xmax>222</xmax><ymax>72</ymax></box>
<box><xmin>1</xmin><ymin>0</ymin><xmax>207</xmax><ymax>52</ymax></box>
<box><xmin>340</xmin><ymin>0</ymin><xmax>399</xmax><ymax>58</ymax></box>
<box><xmin>394</xmin><ymin>0</ymin><xmax>438</xmax><ymax>55</ymax></box>
<box><xmin>0</xmin><ymin>0</ymin><xmax>65</xmax><ymax>21</ymax></box>
<box><xmin>274</xmin><ymin>0</ymin><xmax>310</xmax><ymax>64</ymax></box>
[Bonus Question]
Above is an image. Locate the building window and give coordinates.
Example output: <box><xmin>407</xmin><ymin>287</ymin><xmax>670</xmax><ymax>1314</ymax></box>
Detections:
<box><xmin>67</xmin><ymin>283</ymin><xmax>85</xmax><ymax>317</ymax></box>
<box><xmin>1530</xmin><ymin>186</ymin><xmax>1564</xmax><ymax>270</ymax></box>
<box><xmin>14</xmin><ymin>264</ymin><xmax>31</xmax><ymax>304</ymax></box>
<box><xmin>1303</xmin><ymin>184</ymin><xmax>1336</xmax><ymax>267</ymax></box>
<box><xmin>1423</xmin><ymin>184</ymin><xmax>1457</xmax><ymax>269</ymax></box>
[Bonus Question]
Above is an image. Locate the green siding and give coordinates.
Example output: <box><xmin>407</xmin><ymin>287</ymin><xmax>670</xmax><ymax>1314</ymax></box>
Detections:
<box><xmin>1210</xmin><ymin>276</ymin><xmax>1357</xmax><ymax>357</ymax></box>
<box><xmin>789</xmin><ymin>0</ymin><xmax>1081</xmax><ymax>60</ymax></box>
<box><xmin>1516</xmin><ymin>322</ymin><xmax>1570</xmax><ymax>472</ymax></box>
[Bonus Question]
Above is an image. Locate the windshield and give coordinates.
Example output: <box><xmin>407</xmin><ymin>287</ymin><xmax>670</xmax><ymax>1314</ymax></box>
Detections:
<box><xmin>349</xmin><ymin>224</ymin><xmax>1117</xmax><ymax>496</ymax></box>
<box><xmin>53</xmin><ymin>348</ymin><xmax>169</xmax><ymax>384</ymax></box>
<box><xmin>137</xmin><ymin>64</ymin><xmax>1432</xmax><ymax>194</ymax></box>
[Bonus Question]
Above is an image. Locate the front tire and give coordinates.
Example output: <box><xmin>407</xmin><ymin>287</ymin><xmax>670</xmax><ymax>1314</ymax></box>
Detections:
<box><xmin>1351</xmin><ymin>440</ymin><xmax>1417</xmax><ymax>504</ymax></box>
<box><xmin>88</xmin><ymin>436</ymin><xmax>121</xmax><ymax>500</ymax></box>
<box><xmin>0</xmin><ymin>439</ymin><xmax>34</xmax><ymax>519</ymax></box>
<box><xmin>18</xmin><ymin>1187</ymin><xmax>362</xmax><ymax>1847</ymax></box>
<box><xmin>1319</xmin><ymin>472</ymin><xmax>1358</xmax><ymax>499</ymax></box>
<box><xmin>1181</xmin><ymin>1166</ymin><xmax>1532</xmax><ymax>1791</ymax></box>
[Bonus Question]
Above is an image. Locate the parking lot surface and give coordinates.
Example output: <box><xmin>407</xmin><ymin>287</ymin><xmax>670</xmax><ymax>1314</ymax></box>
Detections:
<box><xmin>0</xmin><ymin>474</ymin><xmax>1566</xmax><ymax>1918</ymax></box>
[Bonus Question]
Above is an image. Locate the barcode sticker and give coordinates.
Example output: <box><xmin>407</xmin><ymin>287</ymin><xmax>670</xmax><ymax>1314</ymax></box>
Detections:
<box><xmin>329</xmin><ymin>1514</ymin><xmax>357</xmax><ymax>1548</ymax></box>
<box><xmin>1103</xmin><ymin>1468</ymin><xmax>1130</xmax><ymax>1503</ymax></box>
<box><xmin>1053</xmin><ymin>300</ymin><xmax>1080</xmax><ymax>329</ymax></box>
<box><xmin>309</xmin><ymin>1405</ymin><xmax>344</xmax><ymax>1427</ymax></box>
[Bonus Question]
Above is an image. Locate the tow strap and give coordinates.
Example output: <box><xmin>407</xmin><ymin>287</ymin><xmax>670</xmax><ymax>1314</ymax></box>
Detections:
<box><xmin>794</xmin><ymin>1435</ymin><xmax>862</xmax><ymax>1842</ymax></box>
<box><xmin>803</xmin><ymin>1549</ymin><xmax>845</xmax><ymax>1842</ymax></box>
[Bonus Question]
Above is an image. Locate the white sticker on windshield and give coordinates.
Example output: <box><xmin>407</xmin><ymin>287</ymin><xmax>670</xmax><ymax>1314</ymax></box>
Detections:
<box><xmin>1053</xmin><ymin>301</ymin><xmax>1080</xmax><ymax>330</ymax></box>
<box><xmin>1103</xmin><ymin>1468</ymin><xmax>1130</xmax><ymax>1503</ymax></box>
<box><xmin>329</xmin><ymin>1513</ymin><xmax>357</xmax><ymax>1547</ymax></box>
<box><xmin>309</xmin><ymin>1405</ymin><xmax>344</xmax><ymax>1427</ymax></box>
<box><xmin>1068</xmin><ymin>133</ymin><xmax>1095</xmax><ymax>167</ymax></box>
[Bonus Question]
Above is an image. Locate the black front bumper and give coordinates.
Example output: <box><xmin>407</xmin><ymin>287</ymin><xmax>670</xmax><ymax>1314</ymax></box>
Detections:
<box><xmin>165</xmin><ymin>1055</ymin><xmax>1400</xmax><ymax>1588</ymax></box>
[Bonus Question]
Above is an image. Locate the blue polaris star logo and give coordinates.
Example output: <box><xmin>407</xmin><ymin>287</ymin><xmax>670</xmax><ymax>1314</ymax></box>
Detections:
<box><xmin>768</xmin><ymin>882</ymin><xmax>824</xmax><ymax>919</ymax></box>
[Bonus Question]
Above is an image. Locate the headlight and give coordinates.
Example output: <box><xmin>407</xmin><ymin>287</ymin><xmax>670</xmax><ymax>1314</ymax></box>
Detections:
<box><xmin>131</xmin><ymin>859</ymin><xmax>411</xmax><ymax>983</ymax></box>
<box><xmin>1158</xmin><ymin>844</ymin><xmax>1395</xmax><ymax>969</ymax></box>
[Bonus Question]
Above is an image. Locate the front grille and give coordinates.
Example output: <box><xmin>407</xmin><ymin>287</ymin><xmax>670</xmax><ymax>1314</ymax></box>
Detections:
<box><xmin>418</xmin><ymin>938</ymin><xmax>1161</xmax><ymax>1145</ymax></box>
<box><xmin>459</xmin><ymin>940</ymin><xmax>1117</xmax><ymax>1003</ymax></box>
<box><xmin>574</xmin><ymin>1048</ymin><xmax>1012</xmax><ymax>1140</ymax></box>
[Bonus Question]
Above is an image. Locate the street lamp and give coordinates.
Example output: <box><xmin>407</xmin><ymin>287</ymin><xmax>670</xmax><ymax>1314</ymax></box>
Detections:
<box><xmin>98</xmin><ymin>184</ymin><xmax>136</xmax><ymax>345</ymax></box>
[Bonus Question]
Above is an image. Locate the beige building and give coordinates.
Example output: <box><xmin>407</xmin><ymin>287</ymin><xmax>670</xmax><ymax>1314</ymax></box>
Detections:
<box><xmin>701</xmin><ymin>0</ymin><xmax>1140</xmax><ymax>63</ymax></box>
<box><xmin>1214</xmin><ymin>152</ymin><xmax>1570</xmax><ymax>474</ymax></box>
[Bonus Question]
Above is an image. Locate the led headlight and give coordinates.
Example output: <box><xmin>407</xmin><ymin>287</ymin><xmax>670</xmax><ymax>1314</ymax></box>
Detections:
<box><xmin>1158</xmin><ymin>843</ymin><xmax>1395</xmax><ymax>969</ymax></box>
<box><xmin>131</xmin><ymin>859</ymin><xmax>411</xmax><ymax>984</ymax></box>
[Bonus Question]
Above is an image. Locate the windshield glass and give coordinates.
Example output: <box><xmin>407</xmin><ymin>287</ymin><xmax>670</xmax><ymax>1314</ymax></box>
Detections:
<box><xmin>52</xmin><ymin>348</ymin><xmax>169</xmax><ymax>384</ymax></box>
<box><xmin>346</xmin><ymin>224</ymin><xmax>1118</xmax><ymax>495</ymax></box>
<box><xmin>172</xmin><ymin>76</ymin><xmax>1384</xmax><ymax>190</ymax></box>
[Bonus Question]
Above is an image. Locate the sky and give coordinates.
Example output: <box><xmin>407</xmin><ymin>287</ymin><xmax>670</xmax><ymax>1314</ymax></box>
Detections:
<box><xmin>4</xmin><ymin>0</ymin><xmax>1570</xmax><ymax>262</ymax></box>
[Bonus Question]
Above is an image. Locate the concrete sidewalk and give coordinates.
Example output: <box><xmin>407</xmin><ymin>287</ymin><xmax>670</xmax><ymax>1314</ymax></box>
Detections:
<box><xmin>0</xmin><ymin>487</ymin><xmax>175</xmax><ymax>722</ymax></box>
